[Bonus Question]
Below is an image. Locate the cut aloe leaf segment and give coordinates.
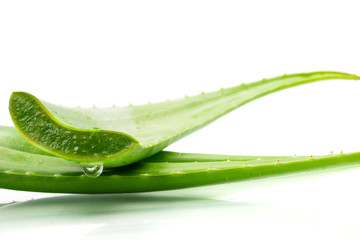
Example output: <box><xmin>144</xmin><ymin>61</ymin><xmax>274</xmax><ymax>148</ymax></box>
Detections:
<box><xmin>9</xmin><ymin>72</ymin><xmax>360</xmax><ymax>168</ymax></box>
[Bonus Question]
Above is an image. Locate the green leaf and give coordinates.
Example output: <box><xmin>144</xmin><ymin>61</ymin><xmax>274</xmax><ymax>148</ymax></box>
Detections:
<box><xmin>1</xmin><ymin>126</ymin><xmax>360</xmax><ymax>194</ymax></box>
<box><xmin>9</xmin><ymin>71</ymin><xmax>360</xmax><ymax>168</ymax></box>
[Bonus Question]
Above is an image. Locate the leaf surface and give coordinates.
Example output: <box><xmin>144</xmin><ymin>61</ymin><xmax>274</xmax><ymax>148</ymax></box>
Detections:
<box><xmin>1</xmin><ymin>126</ymin><xmax>360</xmax><ymax>194</ymax></box>
<box><xmin>9</xmin><ymin>72</ymin><xmax>360</xmax><ymax>167</ymax></box>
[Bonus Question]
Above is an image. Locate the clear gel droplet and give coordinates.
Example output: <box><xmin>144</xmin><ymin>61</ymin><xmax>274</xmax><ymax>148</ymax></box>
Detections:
<box><xmin>82</xmin><ymin>164</ymin><xmax>103</xmax><ymax>178</ymax></box>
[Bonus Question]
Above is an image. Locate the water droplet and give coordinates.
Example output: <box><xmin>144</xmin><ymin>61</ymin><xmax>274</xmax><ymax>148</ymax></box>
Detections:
<box><xmin>74</xmin><ymin>146</ymin><xmax>79</xmax><ymax>151</ymax></box>
<box><xmin>82</xmin><ymin>164</ymin><xmax>103</xmax><ymax>178</ymax></box>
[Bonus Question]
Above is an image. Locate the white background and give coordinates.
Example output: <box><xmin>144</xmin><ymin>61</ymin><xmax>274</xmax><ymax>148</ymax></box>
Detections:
<box><xmin>1</xmin><ymin>0</ymin><xmax>360</xmax><ymax>239</ymax></box>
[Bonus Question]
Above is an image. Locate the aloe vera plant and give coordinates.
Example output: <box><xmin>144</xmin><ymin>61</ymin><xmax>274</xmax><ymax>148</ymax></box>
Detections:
<box><xmin>1</xmin><ymin>71</ymin><xmax>360</xmax><ymax>193</ymax></box>
<box><xmin>9</xmin><ymin>72</ymin><xmax>359</xmax><ymax>169</ymax></box>
<box><xmin>1</xmin><ymin>126</ymin><xmax>360</xmax><ymax>193</ymax></box>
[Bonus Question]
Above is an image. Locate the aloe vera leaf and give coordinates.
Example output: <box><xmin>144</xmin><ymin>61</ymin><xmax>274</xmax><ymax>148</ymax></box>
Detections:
<box><xmin>9</xmin><ymin>72</ymin><xmax>360</xmax><ymax>168</ymax></box>
<box><xmin>1</xmin><ymin>126</ymin><xmax>360</xmax><ymax>194</ymax></box>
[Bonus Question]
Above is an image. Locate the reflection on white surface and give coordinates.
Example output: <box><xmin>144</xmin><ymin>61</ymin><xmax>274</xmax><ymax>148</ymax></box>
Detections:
<box><xmin>1</xmin><ymin>166</ymin><xmax>360</xmax><ymax>239</ymax></box>
<box><xmin>1</xmin><ymin>224</ymin><xmax>105</xmax><ymax>239</ymax></box>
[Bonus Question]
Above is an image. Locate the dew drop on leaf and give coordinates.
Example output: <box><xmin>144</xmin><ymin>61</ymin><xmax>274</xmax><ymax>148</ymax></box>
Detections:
<box><xmin>82</xmin><ymin>164</ymin><xmax>103</xmax><ymax>178</ymax></box>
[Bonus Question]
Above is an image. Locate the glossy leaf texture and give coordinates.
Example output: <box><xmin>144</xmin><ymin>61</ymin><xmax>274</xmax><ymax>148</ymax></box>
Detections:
<box><xmin>9</xmin><ymin>72</ymin><xmax>360</xmax><ymax>168</ymax></box>
<box><xmin>1</xmin><ymin>126</ymin><xmax>360</xmax><ymax>194</ymax></box>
